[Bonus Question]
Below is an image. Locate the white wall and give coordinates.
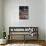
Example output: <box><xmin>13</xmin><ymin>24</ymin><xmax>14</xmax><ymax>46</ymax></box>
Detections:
<box><xmin>45</xmin><ymin>0</ymin><xmax>46</xmax><ymax>40</ymax></box>
<box><xmin>3</xmin><ymin>0</ymin><xmax>45</xmax><ymax>40</ymax></box>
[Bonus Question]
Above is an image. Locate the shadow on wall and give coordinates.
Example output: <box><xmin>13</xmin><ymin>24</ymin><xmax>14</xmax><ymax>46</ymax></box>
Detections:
<box><xmin>0</xmin><ymin>31</ymin><xmax>3</xmax><ymax>39</ymax></box>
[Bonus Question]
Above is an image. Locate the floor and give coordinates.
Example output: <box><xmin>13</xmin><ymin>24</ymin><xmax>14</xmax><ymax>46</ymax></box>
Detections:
<box><xmin>0</xmin><ymin>40</ymin><xmax>46</xmax><ymax>46</ymax></box>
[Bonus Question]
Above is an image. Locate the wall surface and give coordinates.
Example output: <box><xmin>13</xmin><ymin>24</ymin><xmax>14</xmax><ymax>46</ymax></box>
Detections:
<box><xmin>0</xmin><ymin>0</ymin><xmax>3</xmax><ymax>38</ymax></box>
<box><xmin>45</xmin><ymin>0</ymin><xmax>46</xmax><ymax>40</ymax></box>
<box><xmin>3</xmin><ymin>0</ymin><xmax>45</xmax><ymax>40</ymax></box>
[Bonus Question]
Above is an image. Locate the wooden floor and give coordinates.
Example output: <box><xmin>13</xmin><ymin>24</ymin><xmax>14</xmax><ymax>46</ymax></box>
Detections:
<box><xmin>9</xmin><ymin>40</ymin><xmax>46</xmax><ymax>46</ymax></box>
<box><xmin>0</xmin><ymin>40</ymin><xmax>46</xmax><ymax>46</ymax></box>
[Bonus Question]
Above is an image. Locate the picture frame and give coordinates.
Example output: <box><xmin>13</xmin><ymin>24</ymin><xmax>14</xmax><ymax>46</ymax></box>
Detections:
<box><xmin>19</xmin><ymin>6</ymin><xmax>29</xmax><ymax>19</ymax></box>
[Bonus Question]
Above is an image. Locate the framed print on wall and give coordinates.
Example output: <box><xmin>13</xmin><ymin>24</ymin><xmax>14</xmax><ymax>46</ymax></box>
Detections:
<box><xmin>19</xmin><ymin>6</ymin><xmax>29</xmax><ymax>19</ymax></box>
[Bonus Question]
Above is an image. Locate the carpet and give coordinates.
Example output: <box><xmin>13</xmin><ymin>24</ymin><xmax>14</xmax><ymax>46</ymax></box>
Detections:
<box><xmin>5</xmin><ymin>44</ymin><xmax>42</xmax><ymax>46</ymax></box>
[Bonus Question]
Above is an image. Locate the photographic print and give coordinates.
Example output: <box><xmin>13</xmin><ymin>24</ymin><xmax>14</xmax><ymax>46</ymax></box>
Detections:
<box><xmin>19</xmin><ymin>6</ymin><xmax>29</xmax><ymax>19</ymax></box>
